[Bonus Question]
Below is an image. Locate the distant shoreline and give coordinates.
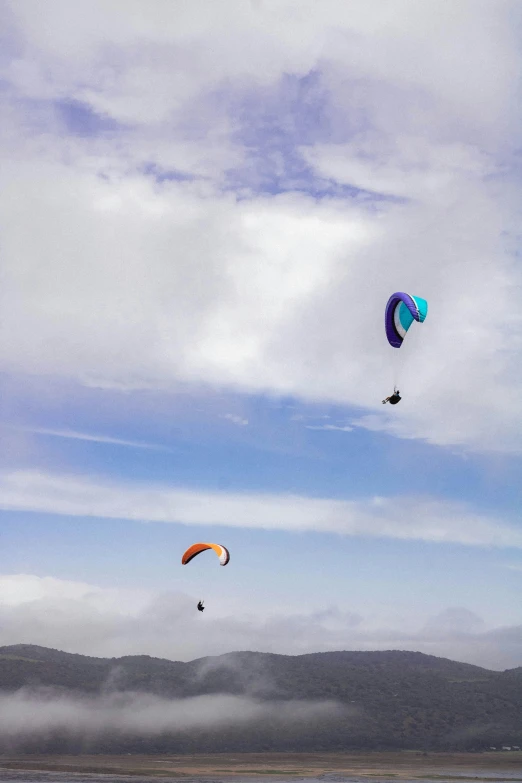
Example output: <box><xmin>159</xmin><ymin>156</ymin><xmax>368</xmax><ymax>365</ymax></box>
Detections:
<box><xmin>0</xmin><ymin>752</ymin><xmax>521</xmax><ymax>782</ymax></box>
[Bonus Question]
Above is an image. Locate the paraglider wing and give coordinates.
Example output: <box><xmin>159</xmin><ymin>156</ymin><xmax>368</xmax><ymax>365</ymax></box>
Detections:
<box><xmin>385</xmin><ymin>292</ymin><xmax>428</xmax><ymax>348</ymax></box>
<box><xmin>181</xmin><ymin>542</ymin><xmax>230</xmax><ymax>566</ymax></box>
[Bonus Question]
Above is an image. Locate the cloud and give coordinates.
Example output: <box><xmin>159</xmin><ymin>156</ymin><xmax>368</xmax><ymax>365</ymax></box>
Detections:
<box><xmin>422</xmin><ymin>607</ymin><xmax>486</xmax><ymax>636</ymax></box>
<box><xmin>3</xmin><ymin>1</ymin><xmax>519</xmax><ymax>131</ymax></box>
<box><xmin>0</xmin><ymin>574</ymin><xmax>150</xmax><ymax>614</ymax></box>
<box><xmin>0</xmin><ymin>689</ymin><xmax>343</xmax><ymax>740</ymax></box>
<box><xmin>305</xmin><ymin>424</ymin><xmax>353</xmax><ymax>432</ymax></box>
<box><xmin>0</xmin><ymin>0</ymin><xmax>520</xmax><ymax>455</ymax></box>
<box><xmin>0</xmin><ymin>150</ymin><xmax>519</xmax><ymax>454</ymax></box>
<box><xmin>0</xmin><ymin>574</ymin><xmax>520</xmax><ymax>669</ymax></box>
<box><xmin>4</xmin><ymin>425</ymin><xmax>175</xmax><ymax>452</ymax></box>
<box><xmin>501</xmin><ymin>563</ymin><xmax>522</xmax><ymax>573</ymax></box>
<box><xmin>222</xmin><ymin>414</ymin><xmax>249</xmax><ymax>427</ymax></box>
<box><xmin>302</xmin><ymin>138</ymin><xmax>496</xmax><ymax>201</ymax></box>
<box><xmin>0</xmin><ymin>469</ymin><xmax>521</xmax><ymax>549</ymax></box>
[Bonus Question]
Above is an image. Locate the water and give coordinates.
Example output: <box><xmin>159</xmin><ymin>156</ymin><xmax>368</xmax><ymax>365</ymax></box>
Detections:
<box><xmin>1</xmin><ymin>772</ymin><xmax>522</xmax><ymax>783</ymax></box>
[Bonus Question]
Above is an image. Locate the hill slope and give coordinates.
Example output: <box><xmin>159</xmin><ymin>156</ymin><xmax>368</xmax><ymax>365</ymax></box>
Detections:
<box><xmin>0</xmin><ymin>644</ymin><xmax>521</xmax><ymax>752</ymax></box>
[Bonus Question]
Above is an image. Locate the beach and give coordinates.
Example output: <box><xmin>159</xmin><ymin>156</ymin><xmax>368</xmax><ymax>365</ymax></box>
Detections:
<box><xmin>0</xmin><ymin>752</ymin><xmax>521</xmax><ymax>783</ymax></box>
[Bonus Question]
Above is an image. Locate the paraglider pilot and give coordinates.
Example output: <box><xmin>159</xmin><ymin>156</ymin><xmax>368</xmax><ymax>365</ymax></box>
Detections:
<box><xmin>382</xmin><ymin>388</ymin><xmax>401</xmax><ymax>405</ymax></box>
<box><xmin>197</xmin><ymin>600</ymin><xmax>205</xmax><ymax>612</ymax></box>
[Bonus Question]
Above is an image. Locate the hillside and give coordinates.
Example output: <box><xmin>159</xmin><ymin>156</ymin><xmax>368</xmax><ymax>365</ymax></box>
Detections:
<box><xmin>0</xmin><ymin>645</ymin><xmax>521</xmax><ymax>753</ymax></box>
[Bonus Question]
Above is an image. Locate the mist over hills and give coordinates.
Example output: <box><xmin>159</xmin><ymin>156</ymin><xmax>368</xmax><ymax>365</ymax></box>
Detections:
<box><xmin>0</xmin><ymin>644</ymin><xmax>521</xmax><ymax>753</ymax></box>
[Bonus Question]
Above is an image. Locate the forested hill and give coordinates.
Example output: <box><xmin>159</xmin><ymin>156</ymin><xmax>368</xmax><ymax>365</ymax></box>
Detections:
<box><xmin>0</xmin><ymin>644</ymin><xmax>521</xmax><ymax>752</ymax></box>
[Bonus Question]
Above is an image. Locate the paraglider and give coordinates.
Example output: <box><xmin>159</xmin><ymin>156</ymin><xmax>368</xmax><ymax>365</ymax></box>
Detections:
<box><xmin>384</xmin><ymin>292</ymin><xmax>428</xmax><ymax>402</ymax></box>
<box><xmin>181</xmin><ymin>542</ymin><xmax>230</xmax><ymax>566</ymax></box>
<box><xmin>382</xmin><ymin>388</ymin><xmax>401</xmax><ymax>405</ymax></box>
<box><xmin>182</xmin><ymin>543</ymin><xmax>230</xmax><ymax>613</ymax></box>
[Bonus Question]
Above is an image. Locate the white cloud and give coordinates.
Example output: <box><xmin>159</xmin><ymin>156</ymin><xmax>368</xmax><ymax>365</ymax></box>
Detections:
<box><xmin>0</xmin><ymin>574</ymin><xmax>150</xmax><ymax>614</ymax></box>
<box><xmin>0</xmin><ymin>0</ymin><xmax>521</xmax><ymax>455</ymax></box>
<box><xmin>0</xmin><ymin>574</ymin><xmax>520</xmax><ymax>668</ymax></box>
<box><xmin>0</xmin><ymin>574</ymin><xmax>102</xmax><ymax>606</ymax></box>
<box><xmin>5</xmin><ymin>425</ymin><xmax>174</xmax><ymax>452</ymax></box>
<box><xmin>222</xmin><ymin>414</ymin><xmax>249</xmax><ymax>427</ymax></box>
<box><xmin>0</xmin><ymin>469</ymin><xmax>521</xmax><ymax>549</ymax></box>
<box><xmin>302</xmin><ymin>138</ymin><xmax>496</xmax><ymax>201</ymax></box>
<box><xmin>422</xmin><ymin>607</ymin><xmax>485</xmax><ymax>636</ymax></box>
<box><xmin>0</xmin><ymin>158</ymin><xmax>521</xmax><ymax>453</ymax></box>
<box><xmin>4</xmin><ymin>1</ymin><xmax>519</xmax><ymax>133</ymax></box>
<box><xmin>305</xmin><ymin>424</ymin><xmax>353</xmax><ymax>432</ymax></box>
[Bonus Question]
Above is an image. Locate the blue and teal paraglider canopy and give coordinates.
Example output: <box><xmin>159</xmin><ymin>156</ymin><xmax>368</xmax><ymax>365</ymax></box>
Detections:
<box><xmin>385</xmin><ymin>292</ymin><xmax>428</xmax><ymax>348</ymax></box>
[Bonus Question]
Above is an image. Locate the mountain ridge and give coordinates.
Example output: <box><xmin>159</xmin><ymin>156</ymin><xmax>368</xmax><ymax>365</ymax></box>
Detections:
<box><xmin>0</xmin><ymin>644</ymin><xmax>520</xmax><ymax>753</ymax></box>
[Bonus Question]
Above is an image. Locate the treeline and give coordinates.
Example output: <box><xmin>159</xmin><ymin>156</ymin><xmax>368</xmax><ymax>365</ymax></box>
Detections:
<box><xmin>0</xmin><ymin>645</ymin><xmax>521</xmax><ymax>752</ymax></box>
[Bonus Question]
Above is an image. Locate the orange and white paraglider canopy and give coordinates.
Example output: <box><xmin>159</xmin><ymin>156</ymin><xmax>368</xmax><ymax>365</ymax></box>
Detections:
<box><xmin>181</xmin><ymin>542</ymin><xmax>230</xmax><ymax>566</ymax></box>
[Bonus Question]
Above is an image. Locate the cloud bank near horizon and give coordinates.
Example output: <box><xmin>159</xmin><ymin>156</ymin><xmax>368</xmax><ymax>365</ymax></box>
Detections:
<box><xmin>0</xmin><ymin>574</ymin><xmax>520</xmax><ymax>670</ymax></box>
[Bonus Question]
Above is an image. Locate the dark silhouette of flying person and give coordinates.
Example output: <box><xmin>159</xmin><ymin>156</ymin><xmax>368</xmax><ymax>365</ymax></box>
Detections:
<box><xmin>382</xmin><ymin>388</ymin><xmax>401</xmax><ymax>405</ymax></box>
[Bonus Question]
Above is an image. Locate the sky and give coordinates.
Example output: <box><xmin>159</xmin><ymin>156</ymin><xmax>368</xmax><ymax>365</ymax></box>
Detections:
<box><xmin>0</xmin><ymin>0</ymin><xmax>522</xmax><ymax>671</ymax></box>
